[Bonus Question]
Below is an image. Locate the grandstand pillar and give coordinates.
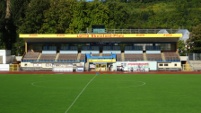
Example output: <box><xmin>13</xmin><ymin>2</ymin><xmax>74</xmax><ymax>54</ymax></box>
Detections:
<box><xmin>174</xmin><ymin>43</ymin><xmax>178</xmax><ymax>52</ymax></box>
<box><xmin>153</xmin><ymin>43</ymin><xmax>156</xmax><ymax>49</ymax></box>
<box><xmin>25</xmin><ymin>42</ymin><xmax>27</xmax><ymax>53</ymax></box>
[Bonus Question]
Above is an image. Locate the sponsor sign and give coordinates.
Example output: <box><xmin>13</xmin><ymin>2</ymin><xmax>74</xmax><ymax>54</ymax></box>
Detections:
<box><xmin>76</xmin><ymin>67</ymin><xmax>84</xmax><ymax>72</ymax></box>
<box><xmin>116</xmin><ymin>62</ymin><xmax>150</xmax><ymax>72</ymax></box>
<box><xmin>19</xmin><ymin>34</ymin><xmax>182</xmax><ymax>38</ymax></box>
<box><xmin>88</xmin><ymin>59</ymin><xmax>116</xmax><ymax>63</ymax></box>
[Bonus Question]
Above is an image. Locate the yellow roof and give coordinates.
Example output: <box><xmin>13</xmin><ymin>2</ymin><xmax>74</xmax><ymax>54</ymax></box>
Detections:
<box><xmin>19</xmin><ymin>33</ymin><xmax>182</xmax><ymax>38</ymax></box>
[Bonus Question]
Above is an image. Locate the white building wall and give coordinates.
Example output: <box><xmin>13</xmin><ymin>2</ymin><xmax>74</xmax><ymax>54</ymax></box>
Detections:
<box><xmin>0</xmin><ymin>50</ymin><xmax>12</xmax><ymax>64</ymax></box>
<box><xmin>0</xmin><ymin>64</ymin><xmax>10</xmax><ymax>71</ymax></box>
<box><xmin>6</xmin><ymin>50</ymin><xmax>11</xmax><ymax>56</ymax></box>
<box><xmin>158</xmin><ymin>62</ymin><xmax>181</xmax><ymax>69</ymax></box>
<box><xmin>42</xmin><ymin>51</ymin><xmax>56</xmax><ymax>54</ymax></box>
<box><xmin>21</xmin><ymin>62</ymin><xmax>34</xmax><ymax>67</ymax></box>
<box><xmin>0</xmin><ymin>50</ymin><xmax>6</xmax><ymax>64</ymax></box>
<box><xmin>81</xmin><ymin>51</ymin><xmax>99</xmax><ymax>54</ymax></box>
<box><xmin>180</xmin><ymin>56</ymin><xmax>188</xmax><ymax>61</ymax></box>
<box><xmin>60</xmin><ymin>51</ymin><xmax>78</xmax><ymax>54</ymax></box>
<box><xmin>124</xmin><ymin>51</ymin><xmax>143</xmax><ymax>54</ymax></box>
<box><xmin>146</xmin><ymin>51</ymin><xmax>161</xmax><ymax>54</ymax></box>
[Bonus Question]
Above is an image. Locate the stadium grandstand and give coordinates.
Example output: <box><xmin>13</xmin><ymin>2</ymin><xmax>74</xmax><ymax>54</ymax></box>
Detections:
<box><xmin>19</xmin><ymin>27</ymin><xmax>184</xmax><ymax>72</ymax></box>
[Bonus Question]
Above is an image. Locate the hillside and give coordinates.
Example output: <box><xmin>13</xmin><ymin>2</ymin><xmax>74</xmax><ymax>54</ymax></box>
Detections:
<box><xmin>0</xmin><ymin>0</ymin><xmax>201</xmax><ymax>54</ymax></box>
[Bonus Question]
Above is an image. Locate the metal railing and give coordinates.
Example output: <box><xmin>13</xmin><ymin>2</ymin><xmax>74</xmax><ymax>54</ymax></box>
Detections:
<box><xmin>79</xmin><ymin>29</ymin><xmax>181</xmax><ymax>34</ymax></box>
<box><xmin>188</xmin><ymin>53</ymin><xmax>201</xmax><ymax>60</ymax></box>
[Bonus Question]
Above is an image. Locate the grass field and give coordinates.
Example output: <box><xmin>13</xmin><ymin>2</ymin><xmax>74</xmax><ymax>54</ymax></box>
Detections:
<box><xmin>0</xmin><ymin>74</ymin><xmax>201</xmax><ymax>113</ymax></box>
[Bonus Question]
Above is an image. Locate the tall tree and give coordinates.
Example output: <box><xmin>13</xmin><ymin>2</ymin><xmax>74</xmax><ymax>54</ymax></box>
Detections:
<box><xmin>187</xmin><ymin>24</ymin><xmax>201</xmax><ymax>53</ymax></box>
<box><xmin>11</xmin><ymin>0</ymin><xmax>32</xmax><ymax>55</ymax></box>
<box><xmin>1</xmin><ymin>0</ymin><xmax>16</xmax><ymax>50</ymax></box>
<box><xmin>0</xmin><ymin>0</ymin><xmax>6</xmax><ymax>49</ymax></box>
<box><xmin>18</xmin><ymin>0</ymin><xmax>50</xmax><ymax>33</ymax></box>
<box><xmin>88</xmin><ymin>0</ymin><xmax>109</xmax><ymax>27</ymax></box>
<box><xmin>68</xmin><ymin>1</ymin><xmax>90</xmax><ymax>33</ymax></box>
<box><xmin>178</xmin><ymin>40</ymin><xmax>187</xmax><ymax>56</ymax></box>
<box><xmin>5</xmin><ymin>0</ymin><xmax>11</xmax><ymax>19</ymax></box>
<box><xmin>16</xmin><ymin>0</ymin><xmax>49</xmax><ymax>55</ymax></box>
<box><xmin>40</xmin><ymin>0</ymin><xmax>75</xmax><ymax>33</ymax></box>
<box><xmin>106</xmin><ymin>0</ymin><xmax>130</xmax><ymax>28</ymax></box>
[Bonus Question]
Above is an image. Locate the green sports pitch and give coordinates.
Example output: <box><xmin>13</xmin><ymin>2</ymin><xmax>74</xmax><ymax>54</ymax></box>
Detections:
<box><xmin>0</xmin><ymin>74</ymin><xmax>201</xmax><ymax>113</ymax></box>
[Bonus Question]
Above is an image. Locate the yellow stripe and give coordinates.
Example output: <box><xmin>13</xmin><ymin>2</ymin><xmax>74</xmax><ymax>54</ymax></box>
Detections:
<box><xmin>88</xmin><ymin>59</ymin><xmax>116</xmax><ymax>63</ymax></box>
<box><xmin>19</xmin><ymin>34</ymin><xmax>182</xmax><ymax>38</ymax></box>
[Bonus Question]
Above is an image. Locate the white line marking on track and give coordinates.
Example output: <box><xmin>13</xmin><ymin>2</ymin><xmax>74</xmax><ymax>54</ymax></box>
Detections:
<box><xmin>64</xmin><ymin>75</ymin><xmax>97</xmax><ymax>113</ymax></box>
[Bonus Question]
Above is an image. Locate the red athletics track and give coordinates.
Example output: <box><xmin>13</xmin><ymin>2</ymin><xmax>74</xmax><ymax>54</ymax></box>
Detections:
<box><xmin>0</xmin><ymin>71</ymin><xmax>201</xmax><ymax>74</ymax></box>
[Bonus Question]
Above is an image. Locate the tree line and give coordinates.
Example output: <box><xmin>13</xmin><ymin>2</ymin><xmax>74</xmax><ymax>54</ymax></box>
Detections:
<box><xmin>0</xmin><ymin>0</ymin><xmax>201</xmax><ymax>55</ymax></box>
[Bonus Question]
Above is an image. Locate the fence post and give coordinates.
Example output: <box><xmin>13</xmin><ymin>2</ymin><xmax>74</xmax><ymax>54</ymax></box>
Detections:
<box><xmin>193</xmin><ymin>53</ymin><xmax>195</xmax><ymax>60</ymax></box>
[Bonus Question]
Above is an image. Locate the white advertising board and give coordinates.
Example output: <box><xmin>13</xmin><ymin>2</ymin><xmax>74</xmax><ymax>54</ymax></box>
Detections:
<box><xmin>0</xmin><ymin>64</ymin><xmax>10</xmax><ymax>71</ymax></box>
<box><xmin>112</xmin><ymin>61</ymin><xmax>157</xmax><ymax>71</ymax></box>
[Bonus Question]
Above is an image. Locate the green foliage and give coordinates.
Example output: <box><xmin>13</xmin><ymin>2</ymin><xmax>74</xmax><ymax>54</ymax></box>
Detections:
<box><xmin>40</xmin><ymin>0</ymin><xmax>75</xmax><ymax>33</ymax></box>
<box><xmin>177</xmin><ymin>40</ymin><xmax>187</xmax><ymax>56</ymax></box>
<box><xmin>0</xmin><ymin>32</ymin><xmax>6</xmax><ymax>49</ymax></box>
<box><xmin>18</xmin><ymin>0</ymin><xmax>50</xmax><ymax>33</ymax></box>
<box><xmin>187</xmin><ymin>24</ymin><xmax>201</xmax><ymax>53</ymax></box>
<box><xmin>0</xmin><ymin>0</ymin><xmax>6</xmax><ymax>49</ymax></box>
<box><xmin>0</xmin><ymin>0</ymin><xmax>17</xmax><ymax>50</ymax></box>
<box><xmin>11</xmin><ymin>0</ymin><xmax>31</xmax><ymax>25</ymax></box>
<box><xmin>106</xmin><ymin>1</ymin><xmax>130</xmax><ymax>28</ymax></box>
<box><xmin>12</xmin><ymin>37</ymin><xmax>25</xmax><ymax>56</ymax></box>
<box><xmin>68</xmin><ymin>1</ymin><xmax>91</xmax><ymax>33</ymax></box>
<box><xmin>88</xmin><ymin>1</ymin><xmax>109</xmax><ymax>27</ymax></box>
<box><xmin>1</xmin><ymin>0</ymin><xmax>201</xmax><ymax>53</ymax></box>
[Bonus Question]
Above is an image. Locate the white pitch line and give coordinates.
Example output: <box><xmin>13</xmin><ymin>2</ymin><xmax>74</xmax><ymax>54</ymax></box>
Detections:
<box><xmin>137</xmin><ymin>81</ymin><xmax>146</xmax><ymax>87</ymax></box>
<box><xmin>64</xmin><ymin>75</ymin><xmax>97</xmax><ymax>113</ymax></box>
